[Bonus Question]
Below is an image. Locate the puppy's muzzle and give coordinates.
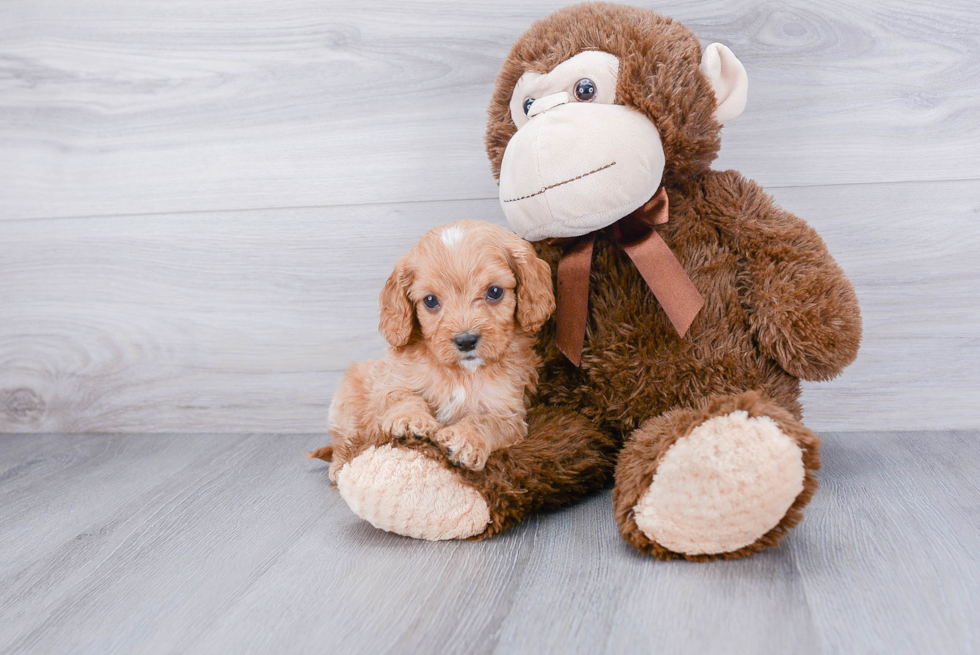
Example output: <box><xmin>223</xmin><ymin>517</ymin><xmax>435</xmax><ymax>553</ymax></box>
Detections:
<box><xmin>452</xmin><ymin>332</ymin><xmax>480</xmax><ymax>353</ymax></box>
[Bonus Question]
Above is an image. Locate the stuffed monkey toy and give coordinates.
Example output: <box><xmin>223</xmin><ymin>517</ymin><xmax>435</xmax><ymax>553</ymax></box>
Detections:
<box><xmin>324</xmin><ymin>2</ymin><xmax>861</xmax><ymax>560</ymax></box>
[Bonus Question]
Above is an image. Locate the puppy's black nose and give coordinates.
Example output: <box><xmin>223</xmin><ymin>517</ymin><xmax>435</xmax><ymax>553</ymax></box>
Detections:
<box><xmin>453</xmin><ymin>332</ymin><xmax>480</xmax><ymax>352</ymax></box>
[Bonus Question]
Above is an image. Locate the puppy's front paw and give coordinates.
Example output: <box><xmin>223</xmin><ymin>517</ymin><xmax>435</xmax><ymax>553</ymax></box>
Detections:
<box><xmin>382</xmin><ymin>411</ymin><xmax>440</xmax><ymax>439</ymax></box>
<box><xmin>434</xmin><ymin>425</ymin><xmax>491</xmax><ymax>471</ymax></box>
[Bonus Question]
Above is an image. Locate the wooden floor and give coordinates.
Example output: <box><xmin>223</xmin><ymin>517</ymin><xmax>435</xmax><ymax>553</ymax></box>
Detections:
<box><xmin>1</xmin><ymin>431</ymin><xmax>978</xmax><ymax>655</ymax></box>
<box><xmin>2</xmin><ymin>0</ymin><xmax>980</xmax><ymax>653</ymax></box>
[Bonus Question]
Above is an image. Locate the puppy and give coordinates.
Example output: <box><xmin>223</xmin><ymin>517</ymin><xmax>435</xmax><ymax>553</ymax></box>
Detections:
<box><xmin>310</xmin><ymin>220</ymin><xmax>555</xmax><ymax>474</ymax></box>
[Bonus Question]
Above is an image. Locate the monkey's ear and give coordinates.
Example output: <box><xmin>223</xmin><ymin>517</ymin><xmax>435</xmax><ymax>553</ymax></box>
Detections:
<box><xmin>379</xmin><ymin>255</ymin><xmax>415</xmax><ymax>348</ymax></box>
<box><xmin>504</xmin><ymin>234</ymin><xmax>556</xmax><ymax>334</ymax></box>
<box><xmin>700</xmin><ymin>43</ymin><xmax>748</xmax><ymax>124</ymax></box>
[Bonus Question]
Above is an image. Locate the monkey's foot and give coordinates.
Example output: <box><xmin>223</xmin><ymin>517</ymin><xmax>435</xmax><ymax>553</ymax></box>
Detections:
<box><xmin>334</xmin><ymin>444</ymin><xmax>491</xmax><ymax>541</ymax></box>
<box><xmin>614</xmin><ymin>392</ymin><xmax>820</xmax><ymax>560</ymax></box>
<box><xmin>633</xmin><ymin>411</ymin><xmax>803</xmax><ymax>555</ymax></box>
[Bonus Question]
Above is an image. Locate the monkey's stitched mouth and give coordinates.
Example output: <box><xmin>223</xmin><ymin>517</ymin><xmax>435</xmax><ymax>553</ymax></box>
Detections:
<box><xmin>503</xmin><ymin>162</ymin><xmax>616</xmax><ymax>203</ymax></box>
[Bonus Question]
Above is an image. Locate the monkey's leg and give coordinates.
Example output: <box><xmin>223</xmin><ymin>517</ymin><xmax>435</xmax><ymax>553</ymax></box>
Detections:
<box><xmin>613</xmin><ymin>391</ymin><xmax>821</xmax><ymax>561</ymax></box>
<box><xmin>323</xmin><ymin>405</ymin><xmax>617</xmax><ymax>541</ymax></box>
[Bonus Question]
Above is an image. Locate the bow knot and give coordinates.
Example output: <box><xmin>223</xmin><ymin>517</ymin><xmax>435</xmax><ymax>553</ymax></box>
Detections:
<box><xmin>550</xmin><ymin>187</ymin><xmax>704</xmax><ymax>366</ymax></box>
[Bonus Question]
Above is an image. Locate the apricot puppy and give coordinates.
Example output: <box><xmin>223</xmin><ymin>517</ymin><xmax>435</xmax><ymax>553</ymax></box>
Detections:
<box><xmin>313</xmin><ymin>220</ymin><xmax>555</xmax><ymax>472</ymax></box>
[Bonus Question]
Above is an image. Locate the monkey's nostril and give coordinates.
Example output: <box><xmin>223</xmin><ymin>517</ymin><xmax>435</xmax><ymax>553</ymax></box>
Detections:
<box><xmin>453</xmin><ymin>332</ymin><xmax>480</xmax><ymax>352</ymax></box>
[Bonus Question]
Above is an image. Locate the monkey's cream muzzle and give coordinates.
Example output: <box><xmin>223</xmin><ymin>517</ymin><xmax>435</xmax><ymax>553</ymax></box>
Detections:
<box><xmin>499</xmin><ymin>94</ymin><xmax>665</xmax><ymax>242</ymax></box>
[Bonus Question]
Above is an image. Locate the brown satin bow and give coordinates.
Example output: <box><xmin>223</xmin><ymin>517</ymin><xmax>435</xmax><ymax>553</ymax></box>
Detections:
<box><xmin>551</xmin><ymin>187</ymin><xmax>704</xmax><ymax>366</ymax></box>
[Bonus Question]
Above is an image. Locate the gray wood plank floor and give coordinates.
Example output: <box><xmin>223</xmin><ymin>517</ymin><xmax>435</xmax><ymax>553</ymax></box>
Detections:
<box><xmin>1</xmin><ymin>431</ymin><xmax>978</xmax><ymax>655</ymax></box>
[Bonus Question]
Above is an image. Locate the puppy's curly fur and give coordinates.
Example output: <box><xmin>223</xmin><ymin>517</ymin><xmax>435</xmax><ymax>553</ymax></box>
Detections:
<box><xmin>309</xmin><ymin>220</ymin><xmax>555</xmax><ymax>473</ymax></box>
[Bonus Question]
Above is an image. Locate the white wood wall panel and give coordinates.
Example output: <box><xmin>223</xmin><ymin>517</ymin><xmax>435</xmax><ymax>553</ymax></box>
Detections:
<box><xmin>2</xmin><ymin>181</ymin><xmax>978</xmax><ymax>432</ymax></box>
<box><xmin>1</xmin><ymin>0</ymin><xmax>979</xmax><ymax>433</ymax></box>
<box><xmin>1</xmin><ymin>0</ymin><xmax>978</xmax><ymax>220</ymax></box>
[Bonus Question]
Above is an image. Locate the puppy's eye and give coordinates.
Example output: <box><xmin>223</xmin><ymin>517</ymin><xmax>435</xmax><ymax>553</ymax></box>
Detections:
<box><xmin>422</xmin><ymin>294</ymin><xmax>440</xmax><ymax>309</ymax></box>
<box><xmin>574</xmin><ymin>78</ymin><xmax>596</xmax><ymax>102</ymax></box>
<box><xmin>522</xmin><ymin>98</ymin><xmax>535</xmax><ymax>115</ymax></box>
<box><xmin>486</xmin><ymin>286</ymin><xmax>504</xmax><ymax>302</ymax></box>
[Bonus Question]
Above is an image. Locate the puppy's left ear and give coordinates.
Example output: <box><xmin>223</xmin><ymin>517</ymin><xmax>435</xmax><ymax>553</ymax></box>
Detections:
<box><xmin>379</xmin><ymin>253</ymin><xmax>415</xmax><ymax>348</ymax></box>
<box><xmin>504</xmin><ymin>233</ymin><xmax>556</xmax><ymax>334</ymax></box>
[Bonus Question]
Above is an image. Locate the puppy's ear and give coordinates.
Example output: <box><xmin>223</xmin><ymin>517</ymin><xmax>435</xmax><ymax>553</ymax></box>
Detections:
<box><xmin>379</xmin><ymin>254</ymin><xmax>415</xmax><ymax>347</ymax></box>
<box><xmin>505</xmin><ymin>233</ymin><xmax>556</xmax><ymax>334</ymax></box>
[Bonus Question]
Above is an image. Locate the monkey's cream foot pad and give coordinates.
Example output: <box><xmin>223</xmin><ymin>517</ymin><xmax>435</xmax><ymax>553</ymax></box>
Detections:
<box><xmin>633</xmin><ymin>411</ymin><xmax>805</xmax><ymax>556</ymax></box>
<box><xmin>335</xmin><ymin>444</ymin><xmax>490</xmax><ymax>540</ymax></box>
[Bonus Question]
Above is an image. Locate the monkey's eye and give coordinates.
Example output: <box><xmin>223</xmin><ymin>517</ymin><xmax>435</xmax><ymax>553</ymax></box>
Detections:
<box><xmin>574</xmin><ymin>78</ymin><xmax>596</xmax><ymax>102</ymax></box>
<box><xmin>522</xmin><ymin>98</ymin><xmax>535</xmax><ymax>115</ymax></box>
<box><xmin>422</xmin><ymin>294</ymin><xmax>440</xmax><ymax>310</ymax></box>
<box><xmin>486</xmin><ymin>286</ymin><xmax>504</xmax><ymax>302</ymax></box>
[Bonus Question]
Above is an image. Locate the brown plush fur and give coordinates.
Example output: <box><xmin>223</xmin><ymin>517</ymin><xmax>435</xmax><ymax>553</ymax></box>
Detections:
<box><xmin>479</xmin><ymin>2</ymin><xmax>860</xmax><ymax>559</ymax></box>
<box><xmin>322</xmin><ymin>3</ymin><xmax>861</xmax><ymax>559</ymax></box>
<box><xmin>314</xmin><ymin>220</ymin><xmax>555</xmax><ymax>472</ymax></box>
<box><xmin>527</xmin><ymin>171</ymin><xmax>862</xmax><ymax>432</ymax></box>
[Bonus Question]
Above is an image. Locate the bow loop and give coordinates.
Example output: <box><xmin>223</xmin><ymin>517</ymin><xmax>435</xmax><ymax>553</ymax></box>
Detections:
<box><xmin>612</xmin><ymin>186</ymin><xmax>670</xmax><ymax>244</ymax></box>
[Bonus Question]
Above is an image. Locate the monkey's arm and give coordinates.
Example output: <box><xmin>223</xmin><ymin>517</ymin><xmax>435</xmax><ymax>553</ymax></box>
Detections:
<box><xmin>704</xmin><ymin>171</ymin><xmax>862</xmax><ymax>381</ymax></box>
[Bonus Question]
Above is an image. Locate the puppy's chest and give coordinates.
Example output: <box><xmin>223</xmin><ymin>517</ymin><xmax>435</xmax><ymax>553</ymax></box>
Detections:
<box><xmin>427</xmin><ymin>379</ymin><xmax>510</xmax><ymax>425</ymax></box>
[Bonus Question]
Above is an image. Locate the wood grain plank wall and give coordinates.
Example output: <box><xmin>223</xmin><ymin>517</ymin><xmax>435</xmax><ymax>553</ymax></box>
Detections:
<box><xmin>1</xmin><ymin>0</ymin><xmax>978</xmax><ymax>432</ymax></box>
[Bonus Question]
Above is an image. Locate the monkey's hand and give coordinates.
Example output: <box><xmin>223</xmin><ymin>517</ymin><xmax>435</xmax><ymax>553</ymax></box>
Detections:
<box><xmin>747</xmin><ymin>262</ymin><xmax>862</xmax><ymax>381</ymax></box>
